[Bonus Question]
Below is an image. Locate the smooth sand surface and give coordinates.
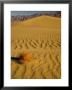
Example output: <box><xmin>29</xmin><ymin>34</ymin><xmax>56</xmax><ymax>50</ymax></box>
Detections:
<box><xmin>11</xmin><ymin>15</ymin><xmax>61</xmax><ymax>79</ymax></box>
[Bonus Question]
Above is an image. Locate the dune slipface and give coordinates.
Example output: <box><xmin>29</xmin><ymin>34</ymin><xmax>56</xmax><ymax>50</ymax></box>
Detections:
<box><xmin>11</xmin><ymin>15</ymin><xmax>61</xmax><ymax>79</ymax></box>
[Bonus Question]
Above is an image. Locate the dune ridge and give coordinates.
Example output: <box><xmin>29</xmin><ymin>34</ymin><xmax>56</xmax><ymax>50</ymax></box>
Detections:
<box><xmin>11</xmin><ymin>15</ymin><xmax>61</xmax><ymax>79</ymax></box>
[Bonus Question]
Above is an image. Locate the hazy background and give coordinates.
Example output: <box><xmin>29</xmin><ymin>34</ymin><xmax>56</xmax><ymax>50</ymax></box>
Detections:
<box><xmin>11</xmin><ymin>11</ymin><xmax>61</xmax><ymax>16</ymax></box>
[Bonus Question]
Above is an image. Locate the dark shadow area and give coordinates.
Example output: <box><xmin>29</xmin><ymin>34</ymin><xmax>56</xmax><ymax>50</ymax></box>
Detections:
<box><xmin>11</xmin><ymin>56</ymin><xmax>22</xmax><ymax>64</ymax></box>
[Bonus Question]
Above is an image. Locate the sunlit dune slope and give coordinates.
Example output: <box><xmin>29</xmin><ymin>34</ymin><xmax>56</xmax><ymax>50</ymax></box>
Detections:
<box><xmin>12</xmin><ymin>15</ymin><xmax>60</xmax><ymax>30</ymax></box>
<box><xmin>11</xmin><ymin>15</ymin><xmax>61</xmax><ymax>79</ymax></box>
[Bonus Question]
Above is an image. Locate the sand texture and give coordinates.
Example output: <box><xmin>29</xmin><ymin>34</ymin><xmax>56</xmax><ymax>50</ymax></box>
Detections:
<box><xmin>11</xmin><ymin>15</ymin><xmax>61</xmax><ymax>79</ymax></box>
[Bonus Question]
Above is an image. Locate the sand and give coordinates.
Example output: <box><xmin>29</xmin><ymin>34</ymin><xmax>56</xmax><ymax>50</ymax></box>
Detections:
<box><xmin>11</xmin><ymin>15</ymin><xmax>61</xmax><ymax>79</ymax></box>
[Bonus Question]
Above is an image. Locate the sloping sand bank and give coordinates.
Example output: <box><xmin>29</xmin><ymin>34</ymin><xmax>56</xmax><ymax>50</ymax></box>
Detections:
<box><xmin>11</xmin><ymin>16</ymin><xmax>61</xmax><ymax>79</ymax></box>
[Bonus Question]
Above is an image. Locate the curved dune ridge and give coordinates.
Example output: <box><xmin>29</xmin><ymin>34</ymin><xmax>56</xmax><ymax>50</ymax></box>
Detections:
<box><xmin>11</xmin><ymin>15</ymin><xmax>61</xmax><ymax>79</ymax></box>
<box><xmin>12</xmin><ymin>15</ymin><xmax>60</xmax><ymax>29</ymax></box>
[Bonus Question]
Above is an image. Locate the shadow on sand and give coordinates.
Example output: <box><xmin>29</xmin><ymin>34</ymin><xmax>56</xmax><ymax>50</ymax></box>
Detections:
<box><xmin>11</xmin><ymin>57</ymin><xmax>22</xmax><ymax>64</ymax></box>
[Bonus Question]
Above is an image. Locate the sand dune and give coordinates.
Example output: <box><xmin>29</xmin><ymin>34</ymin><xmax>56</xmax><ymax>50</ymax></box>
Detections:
<box><xmin>11</xmin><ymin>15</ymin><xmax>61</xmax><ymax>79</ymax></box>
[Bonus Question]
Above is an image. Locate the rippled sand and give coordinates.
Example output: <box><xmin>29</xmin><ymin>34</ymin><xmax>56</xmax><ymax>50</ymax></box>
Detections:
<box><xmin>11</xmin><ymin>16</ymin><xmax>61</xmax><ymax>79</ymax></box>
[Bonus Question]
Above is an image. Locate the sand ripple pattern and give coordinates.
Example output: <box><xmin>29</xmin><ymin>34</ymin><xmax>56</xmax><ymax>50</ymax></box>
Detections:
<box><xmin>11</xmin><ymin>16</ymin><xmax>61</xmax><ymax>79</ymax></box>
<box><xmin>11</xmin><ymin>38</ymin><xmax>61</xmax><ymax>79</ymax></box>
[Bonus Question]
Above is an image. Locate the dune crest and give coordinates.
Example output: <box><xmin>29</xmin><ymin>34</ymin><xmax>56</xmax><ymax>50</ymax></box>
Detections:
<box><xmin>12</xmin><ymin>15</ymin><xmax>61</xmax><ymax>29</ymax></box>
<box><xmin>11</xmin><ymin>15</ymin><xmax>61</xmax><ymax>79</ymax></box>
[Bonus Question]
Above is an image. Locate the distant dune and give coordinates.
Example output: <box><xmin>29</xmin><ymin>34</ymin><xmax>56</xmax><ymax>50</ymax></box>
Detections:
<box><xmin>11</xmin><ymin>13</ymin><xmax>61</xmax><ymax>22</ymax></box>
<box><xmin>11</xmin><ymin>15</ymin><xmax>61</xmax><ymax>79</ymax></box>
<box><xmin>12</xmin><ymin>15</ymin><xmax>60</xmax><ymax>31</ymax></box>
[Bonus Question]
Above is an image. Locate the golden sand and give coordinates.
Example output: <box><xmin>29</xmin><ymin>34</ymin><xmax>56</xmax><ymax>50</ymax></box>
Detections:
<box><xmin>11</xmin><ymin>15</ymin><xmax>61</xmax><ymax>79</ymax></box>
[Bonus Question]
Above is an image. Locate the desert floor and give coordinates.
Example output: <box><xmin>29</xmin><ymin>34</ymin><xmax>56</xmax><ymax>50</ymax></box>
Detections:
<box><xmin>11</xmin><ymin>15</ymin><xmax>61</xmax><ymax>79</ymax></box>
